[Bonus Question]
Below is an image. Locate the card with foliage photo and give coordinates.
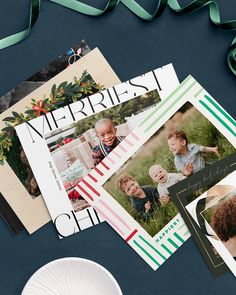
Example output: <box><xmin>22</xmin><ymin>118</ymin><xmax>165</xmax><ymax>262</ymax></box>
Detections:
<box><xmin>186</xmin><ymin>169</ymin><xmax>236</xmax><ymax>277</ymax></box>
<box><xmin>168</xmin><ymin>154</ymin><xmax>236</xmax><ymax>276</ymax></box>
<box><xmin>0</xmin><ymin>40</ymin><xmax>89</xmax><ymax>234</ymax></box>
<box><xmin>75</xmin><ymin>76</ymin><xmax>235</xmax><ymax>270</ymax></box>
<box><xmin>0</xmin><ymin>48</ymin><xmax>121</xmax><ymax>234</ymax></box>
<box><xmin>15</xmin><ymin>64</ymin><xmax>179</xmax><ymax>238</ymax></box>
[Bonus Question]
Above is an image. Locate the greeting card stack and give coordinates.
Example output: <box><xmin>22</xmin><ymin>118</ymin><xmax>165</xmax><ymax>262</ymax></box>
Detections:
<box><xmin>1</xmin><ymin>40</ymin><xmax>235</xmax><ymax>277</ymax></box>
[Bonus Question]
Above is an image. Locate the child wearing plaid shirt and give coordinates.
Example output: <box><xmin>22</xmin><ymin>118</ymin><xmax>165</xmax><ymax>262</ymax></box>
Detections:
<box><xmin>92</xmin><ymin>118</ymin><xmax>124</xmax><ymax>166</ymax></box>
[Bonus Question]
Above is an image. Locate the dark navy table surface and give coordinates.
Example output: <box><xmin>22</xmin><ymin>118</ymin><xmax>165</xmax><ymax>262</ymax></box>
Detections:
<box><xmin>0</xmin><ymin>1</ymin><xmax>236</xmax><ymax>294</ymax></box>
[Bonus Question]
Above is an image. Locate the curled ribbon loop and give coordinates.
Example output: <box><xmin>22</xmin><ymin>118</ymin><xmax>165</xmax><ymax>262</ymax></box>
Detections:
<box><xmin>49</xmin><ymin>0</ymin><xmax>120</xmax><ymax>16</ymax></box>
<box><xmin>228</xmin><ymin>38</ymin><xmax>236</xmax><ymax>75</ymax></box>
<box><xmin>0</xmin><ymin>0</ymin><xmax>40</xmax><ymax>50</ymax></box>
<box><xmin>0</xmin><ymin>0</ymin><xmax>236</xmax><ymax>76</ymax></box>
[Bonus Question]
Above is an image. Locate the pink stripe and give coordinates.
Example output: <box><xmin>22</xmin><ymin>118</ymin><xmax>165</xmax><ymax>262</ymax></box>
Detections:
<box><xmin>130</xmin><ymin>131</ymin><xmax>140</xmax><ymax>140</ymax></box>
<box><xmin>117</xmin><ymin>144</ymin><xmax>127</xmax><ymax>152</ymax></box>
<box><xmin>123</xmin><ymin>137</ymin><xmax>133</xmax><ymax>147</ymax></box>
<box><xmin>99</xmin><ymin>199</ymin><xmax>131</xmax><ymax>230</ymax></box>
<box><xmin>106</xmin><ymin>156</ymin><xmax>115</xmax><ymax>164</ymax></box>
<box><xmin>93</xmin><ymin>206</ymin><xmax>125</xmax><ymax>236</ymax></box>
<box><xmin>112</xmin><ymin>149</ymin><xmax>122</xmax><ymax>158</ymax></box>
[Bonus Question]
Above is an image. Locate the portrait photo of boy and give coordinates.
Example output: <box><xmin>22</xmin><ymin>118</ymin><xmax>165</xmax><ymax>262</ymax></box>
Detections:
<box><xmin>116</xmin><ymin>174</ymin><xmax>169</xmax><ymax>221</ymax></box>
<box><xmin>149</xmin><ymin>164</ymin><xmax>186</xmax><ymax>196</ymax></box>
<box><xmin>92</xmin><ymin>118</ymin><xmax>124</xmax><ymax>166</ymax></box>
<box><xmin>167</xmin><ymin>130</ymin><xmax>220</xmax><ymax>176</ymax></box>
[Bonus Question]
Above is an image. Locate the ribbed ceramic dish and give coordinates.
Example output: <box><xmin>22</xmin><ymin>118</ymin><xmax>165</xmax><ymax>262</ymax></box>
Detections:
<box><xmin>22</xmin><ymin>257</ymin><xmax>123</xmax><ymax>295</ymax></box>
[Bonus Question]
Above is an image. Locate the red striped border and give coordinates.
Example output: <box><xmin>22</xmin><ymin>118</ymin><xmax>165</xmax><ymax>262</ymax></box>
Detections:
<box><xmin>100</xmin><ymin>161</ymin><xmax>110</xmax><ymax>170</ymax></box>
<box><xmin>76</xmin><ymin>184</ymin><xmax>94</xmax><ymax>201</ymax></box>
<box><xmin>81</xmin><ymin>179</ymin><xmax>100</xmax><ymax>197</ymax></box>
<box><xmin>94</xmin><ymin>166</ymin><xmax>104</xmax><ymax>176</ymax></box>
<box><xmin>125</xmin><ymin>229</ymin><xmax>138</xmax><ymax>242</ymax></box>
<box><xmin>87</xmin><ymin>173</ymin><xmax>97</xmax><ymax>183</ymax></box>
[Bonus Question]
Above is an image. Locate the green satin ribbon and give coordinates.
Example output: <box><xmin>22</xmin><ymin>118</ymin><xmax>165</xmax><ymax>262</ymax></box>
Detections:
<box><xmin>0</xmin><ymin>0</ymin><xmax>236</xmax><ymax>76</ymax></box>
<box><xmin>0</xmin><ymin>0</ymin><xmax>40</xmax><ymax>49</ymax></box>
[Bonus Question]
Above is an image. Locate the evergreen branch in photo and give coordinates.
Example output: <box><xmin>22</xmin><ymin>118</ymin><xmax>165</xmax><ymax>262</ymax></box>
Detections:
<box><xmin>0</xmin><ymin>70</ymin><xmax>104</xmax><ymax>164</ymax></box>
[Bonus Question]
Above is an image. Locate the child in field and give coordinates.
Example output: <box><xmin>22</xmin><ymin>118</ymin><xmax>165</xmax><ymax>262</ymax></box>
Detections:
<box><xmin>149</xmin><ymin>164</ymin><xmax>186</xmax><ymax>197</ymax></box>
<box><xmin>167</xmin><ymin>130</ymin><xmax>219</xmax><ymax>176</ymax></box>
<box><xmin>92</xmin><ymin>118</ymin><xmax>124</xmax><ymax>166</ymax></box>
<box><xmin>116</xmin><ymin>174</ymin><xmax>167</xmax><ymax>221</ymax></box>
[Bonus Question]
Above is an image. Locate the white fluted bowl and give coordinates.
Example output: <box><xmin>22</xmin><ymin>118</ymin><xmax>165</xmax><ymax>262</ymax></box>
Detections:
<box><xmin>22</xmin><ymin>258</ymin><xmax>123</xmax><ymax>295</ymax></box>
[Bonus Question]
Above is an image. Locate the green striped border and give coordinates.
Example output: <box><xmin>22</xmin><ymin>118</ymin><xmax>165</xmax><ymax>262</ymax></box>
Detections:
<box><xmin>194</xmin><ymin>88</ymin><xmax>204</xmax><ymax>98</ymax></box>
<box><xmin>143</xmin><ymin>80</ymin><xmax>197</xmax><ymax>132</ymax></box>
<box><xmin>204</xmin><ymin>95</ymin><xmax>236</xmax><ymax>127</ymax></box>
<box><xmin>133</xmin><ymin>240</ymin><xmax>160</xmax><ymax>267</ymax></box>
<box><xmin>161</xmin><ymin>244</ymin><xmax>172</xmax><ymax>255</ymax></box>
<box><xmin>184</xmin><ymin>230</ymin><xmax>190</xmax><ymax>236</ymax></box>
<box><xmin>133</xmin><ymin>233</ymin><xmax>188</xmax><ymax>267</ymax></box>
<box><xmin>139</xmin><ymin>75</ymin><xmax>193</xmax><ymax>128</ymax></box>
<box><xmin>173</xmin><ymin>232</ymin><xmax>185</xmax><ymax>243</ymax></box>
<box><xmin>139</xmin><ymin>235</ymin><xmax>166</xmax><ymax>261</ymax></box>
<box><xmin>167</xmin><ymin>238</ymin><xmax>179</xmax><ymax>249</ymax></box>
<box><xmin>199</xmin><ymin>100</ymin><xmax>236</xmax><ymax>137</ymax></box>
<box><xmin>177</xmin><ymin>223</ymin><xmax>187</xmax><ymax>231</ymax></box>
<box><xmin>138</xmin><ymin>77</ymin><xmax>236</xmax><ymax>139</ymax></box>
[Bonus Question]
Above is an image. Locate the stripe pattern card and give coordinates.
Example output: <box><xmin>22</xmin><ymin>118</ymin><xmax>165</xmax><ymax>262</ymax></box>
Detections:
<box><xmin>75</xmin><ymin>76</ymin><xmax>235</xmax><ymax>269</ymax></box>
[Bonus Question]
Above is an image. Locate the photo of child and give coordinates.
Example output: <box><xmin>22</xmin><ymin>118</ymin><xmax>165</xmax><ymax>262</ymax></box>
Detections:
<box><xmin>167</xmin><ymin>130</ymin><xmax>220</xmax><ymax>176</ymax></box>
<box><xmin>115</xmin><ymin>174</ymin><xmax>168</xmax><ymax>221</ymax></box>
<box><xmin>92</xmin><ymin>118</ymin><xmax>124</xmax><ymax>166</ymax></box>
<box><xmin>149</xmin><ymin>164</ymin><xmax>186</xmax><ymax>196</ymax></box>
<box><xmin>45</xmin><ymin>90</ymin><xmax>161</xmax><ymax>213</ymax></box>
<box><xmin>0</xmin><ymin>42</ymin><xmax>91</xmax><ymax>201</ymax></box>
<box><xmin>27</xmin><ymin>176</ymin><xmax>40</xmax><ymax>197</ymax></box>
<box><xmin>7</xmin><ymin>145</ymin><xmax>41</xmax><ymax>199</ymax></box>
<box><xmin>104</xmin><ymin>102</ymin><xmax>235</xmax><ymax>236</ymax></box>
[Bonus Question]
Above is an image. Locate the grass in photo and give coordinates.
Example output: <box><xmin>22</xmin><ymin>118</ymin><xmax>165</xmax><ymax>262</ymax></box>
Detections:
<box><xmin>104</xmin><ymin>102</ymin><xmax>235</xmax><ymax>236</ymax></box>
